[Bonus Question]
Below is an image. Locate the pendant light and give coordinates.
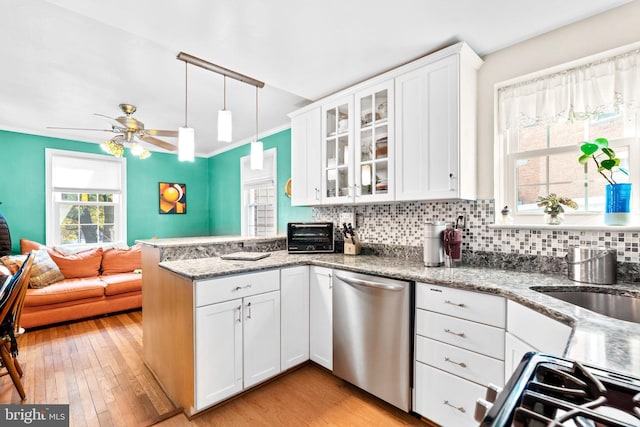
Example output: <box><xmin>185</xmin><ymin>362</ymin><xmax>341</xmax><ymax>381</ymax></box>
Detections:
<box><xmin>250</xmin><ymin>86</ymin><xmax>263</xmax><ymax>170</ymax></box>
<box><xmin>178</xmin><ymin>61</ymin><xmax>195</xmax><ymax>162</ymax></box>
<box><xmin>218</xmin><ymin>75</ymin><xmax>232</xmax><ymax>142</ymax></box>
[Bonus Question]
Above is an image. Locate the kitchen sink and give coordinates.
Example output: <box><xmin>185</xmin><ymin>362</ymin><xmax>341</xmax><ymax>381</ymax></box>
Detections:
<box><xmin>533</xmin><ymin>289</ymin><xmax>640</xmax><ymax>324</ymax></box>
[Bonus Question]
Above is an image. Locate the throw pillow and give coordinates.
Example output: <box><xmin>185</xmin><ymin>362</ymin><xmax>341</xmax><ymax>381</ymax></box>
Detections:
<box><xmin>29</xmin><ymin>249</ymin><xmax>65</xmax><ymax>288</ymax></box>
<box><xmin>20</xmin><ymin>238</ymin><xmax>45</xmax><ymax>254</ymax></box>
<box><xmin>1</xmin><ymin>250</ymin><xmax>65</xmax><ymax>288</ymax></box>
<box><xmin>49</xmin><ymin>247</ymin><xmax>103</xmax><ymax>279</ymax></box>
<box><xmin>101</xmin><ymin>245</ymin><xmax>142</xmax><ymax>275</ymax></box>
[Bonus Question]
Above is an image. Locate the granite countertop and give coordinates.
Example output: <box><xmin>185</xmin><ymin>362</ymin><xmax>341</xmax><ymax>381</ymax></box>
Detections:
<box><xmin>159</xmin><ymin>251</ymin><xmax>640</xmax><ymax>377</ymax></box>
<box><xmin>136</xmin><ymin>235</ymin><xmax>286</xmax><ymax>248</ymax></box>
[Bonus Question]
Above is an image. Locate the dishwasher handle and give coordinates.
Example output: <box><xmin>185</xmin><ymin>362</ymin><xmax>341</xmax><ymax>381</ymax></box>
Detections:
<box><xmin>335</xmin><ymin>274</ymin><xmax>405</xmax><ymax>291</ymax></box>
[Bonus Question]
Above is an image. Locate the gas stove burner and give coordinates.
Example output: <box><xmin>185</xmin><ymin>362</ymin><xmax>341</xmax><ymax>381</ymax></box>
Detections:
<box><xmin>479</xmin><ymin>353</ymin><xmax>640</xmax><ymax>427</ymax></box>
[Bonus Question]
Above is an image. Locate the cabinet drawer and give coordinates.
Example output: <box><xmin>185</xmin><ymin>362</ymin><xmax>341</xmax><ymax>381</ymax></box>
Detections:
<box><xmin>416</xmin><ymin>335</ymin><xmax>504</xmax><ymax>387</ymax></box>
<box><xmin>416</xmin><ymin>309</ymin><xmax>504</xmax><ymax>360</ymax></box>
<box><xmin>196</xmin><ymin>270</ymin><xmax>280</xmax><ymax>307</ymax></box>
<box><xmin>414</xmin><ymin>362</ymin><xmax>485</xmax><ymax>427</ymax></box>
<box><xmin>416</xmin><ymin>283</ymin><xmax>505</xmax><ymax>327</ymax></box>
<box><xmin>507</xmin><ymin>300</ymin><xmax>571</xmax><ymax>356</ymax></box>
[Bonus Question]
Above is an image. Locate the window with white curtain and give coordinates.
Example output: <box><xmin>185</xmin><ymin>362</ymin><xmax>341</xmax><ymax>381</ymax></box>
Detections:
<box><xmin>240</xmin><ymin>148</ymin><xmax>277</xmax><ymax>237</ymax></box>
<box><xmin>496</xmin><ymin>45</ymin><xmax>640</xmax><ymax>225</ymax></box>
<box><xmin>45</xmin><ymin>149</ymin><xmax>127</xmax><ymax>246</ymax></box>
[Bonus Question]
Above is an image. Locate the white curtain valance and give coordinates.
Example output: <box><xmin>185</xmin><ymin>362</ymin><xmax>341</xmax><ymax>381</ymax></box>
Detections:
<box><xmin>498</xmin><ymin>48</ymin><xmax>640</xmax><ymax>132</ymax></box>
<box><xmin>51</xmin><ymin>154</ymin><xmax>123</xmax><ymax>193</ymax></box>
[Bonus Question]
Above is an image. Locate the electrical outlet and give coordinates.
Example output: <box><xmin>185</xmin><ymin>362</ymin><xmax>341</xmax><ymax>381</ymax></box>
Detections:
<box><xmin>455</xmin><ymin>211</ymin><xmax>468</xmax><ymax>229</ymax></box>
<box><xmin>340</xmin><ymin>212</ymin><xmax>355</xmax><ymax>227</ymax></box>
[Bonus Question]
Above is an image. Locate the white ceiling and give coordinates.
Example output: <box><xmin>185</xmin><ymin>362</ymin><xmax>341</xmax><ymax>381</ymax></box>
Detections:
<box><xmin>0</xmin><ymin>0</ymin><xmax>631</xmax><ymax>157</ymax></box>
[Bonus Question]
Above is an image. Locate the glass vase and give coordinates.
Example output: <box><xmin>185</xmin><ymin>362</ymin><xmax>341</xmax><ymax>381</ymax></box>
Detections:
<box><xmin>544</xmin><ymin>212</ymin><xmax>564</xmax><ymax>225</ymax></box>
<box><xmin>605</xmin><ymin>183</ymin><xmax>631</xmax><ymax>226</ymax></box>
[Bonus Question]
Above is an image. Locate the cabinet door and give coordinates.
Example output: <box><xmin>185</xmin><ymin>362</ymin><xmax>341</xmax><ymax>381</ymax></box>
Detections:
<box><xmin>281</xmin><ymin>266</ymin><xmax>310</xmax><ymax>370</ymax></box>
<box><xmin>195</xmin><ymin>299</ymin><xmax>243</xmax><ymax>410</ymax></box>
<box><xmin>395</xmin><ymin>54</ymin><xmax>459</xmax><ymax>201</ymax></box>
<box><xmin>321</xmin><ymin>97</ymin><xmax>354</xmax><ymax>205</ymax></box>
<box><xmin>354</xmin><ymin>80</ymin><xmax>395</xmax><ymax>202</ymax></box>
<box><xmin>243</xmin><ymin>290</ymin><xmax>281</xmax><ymax>388</ymax></box>
<box><xmin>309</xmin><ymin>266</ymin><xmax>333</xmax><ymax>370</ymax></box>
<box><xmin>505</xmin><ymin>332</ymin><xmax>537</xmax><ymax>382</ymax></box>
<box><xmin>291</xmin><ymin>108</ymin><xmax>322</xmax><ymax>206</ymax></box>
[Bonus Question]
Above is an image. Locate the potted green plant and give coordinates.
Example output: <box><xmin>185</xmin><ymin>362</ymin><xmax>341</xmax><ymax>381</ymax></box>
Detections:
<box><xmin>578</xmin><ymin>137</ymin><xmax>630</xmax><ymax>225</ymax></box>
<box><xmin>536</xmin><ymin>194</ymin><xmax>578</xmax><ymax>225</ymax></box>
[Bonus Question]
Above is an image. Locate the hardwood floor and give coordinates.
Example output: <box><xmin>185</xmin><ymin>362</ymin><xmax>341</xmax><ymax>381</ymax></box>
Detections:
<box><xmin>0</xmin><ymin>311</ymin><xmax>434</xmax><ymax>427</ymax></box>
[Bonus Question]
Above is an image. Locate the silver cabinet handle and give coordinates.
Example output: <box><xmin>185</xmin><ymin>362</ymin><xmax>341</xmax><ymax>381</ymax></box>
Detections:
<box><xmin>315</xmin><ymin>187</ymin><xmax>320</xmax><ymax>201</ymax></box>
<box><xmin>444</xmin><ymin>356</ymin><xmax>467</xmax><ymax>368</ymax></box>
<box><xmin>444</xmin><ymin>328</ymin><xmax>465</xmax><ymax>338</ymax></box>
<box><xmin>233</xmin><ymin>284</ymin><xmax>252</xmax><ymax>292</ymax></box>
<box><xmin>328</xmin><ymin>273</ymin><xmax>333</xmax><ymax>289</ymax></box>
<box><xmin>246</xmin><ymin>302</ymin><xmax>252</xmax><ymax>319</ymax></box>
<box><xmin>443</xmin><ymin>400</ymin><xmax>466</xmax><ymax>413</ymax></box>
<box><xmin>236</xmin><ymin>305</ymin><xmax>242</xmax><ymax>323</ymax></box>
<box><xmin>335</xmin><ymin>274</ymin><xmax>404</xmax><ymax>291</ymax></box>
<box><xmin>444</xmin><ymin>300</ymin><xmax>465</xmax><ymax>307</ymax></box>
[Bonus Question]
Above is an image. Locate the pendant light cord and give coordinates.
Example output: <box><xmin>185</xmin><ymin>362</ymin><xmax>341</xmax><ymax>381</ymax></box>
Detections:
<box><xmin>223</xmin><ymin>75</ymin><xmax>227</xmax><ymax>111</ymax></box>
<box><xmin>184</xmin><ymin>62</ymin><xmax>189</xmax><ymax>127</ymax></box>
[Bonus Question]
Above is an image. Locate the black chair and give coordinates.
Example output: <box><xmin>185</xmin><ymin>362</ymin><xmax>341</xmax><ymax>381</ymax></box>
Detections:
<box><xmin>0</xmin><ymin>251</ymin><xmax>33</xmax><ymax>400</ymax></box>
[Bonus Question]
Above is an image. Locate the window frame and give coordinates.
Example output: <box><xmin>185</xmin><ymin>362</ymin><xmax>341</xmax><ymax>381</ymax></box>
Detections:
<box><xmin>494</xmin><ymin>44</ymin><xmax>640</xmax><ymax>228</ymax></box>
<box><xmin>240</xmin><ymin>148</ymin><xmax>277</xmax><ymax>237</ymax></box>
<box><xmin>45</xmin><ymin>149</ymin><xmax>127</xmax><ymax>247</ymax></box>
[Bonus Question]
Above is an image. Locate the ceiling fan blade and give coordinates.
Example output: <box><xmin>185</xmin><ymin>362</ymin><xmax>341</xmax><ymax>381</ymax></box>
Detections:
<box><xmin>143</xmin><ymin>129</ymin><xmax>179</xmax><ymax>138</ymax></box>
<box><xmin>47</xmin><ymin>126</ymin><xmax>114</xmax><ymax>132</ymax></box>
<box><xmin>139</xmin><ymin>135</ymin><xmax>178</xmax><ymax>151</ymax></box>
<box><xmin>94</xmin><ymin>113</ymin><xmax>125</xmax><ymax>128</ymax></box>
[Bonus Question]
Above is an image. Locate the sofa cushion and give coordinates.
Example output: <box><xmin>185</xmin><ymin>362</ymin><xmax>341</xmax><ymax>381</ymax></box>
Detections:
<box><xmin>49</xmin><ymin>247</ymin><xmax>103</xmax><ymax>279</ymax></box>
<box><xmin>24</xmin><ymin>277</ymin><xmax>106</xmax><ymax>307</ymax></box>
<box><xmin>101</xmin><ymin>273</ymin><xmax>142</xmax><ymax>296</ymax></box>
<box><xmin>20</xmin><ymin>238</ymin><xmax>45</xmax><ymax>254</ymax></box>
<box><xmin>1</xmin><ymin>250</ymin><xmax>65</xmax><ymax>288</ymax></box>
<box><xmin>101</xmin><ymin>245</ymin><xmax>142</xmax><ymax>275</ymax></box>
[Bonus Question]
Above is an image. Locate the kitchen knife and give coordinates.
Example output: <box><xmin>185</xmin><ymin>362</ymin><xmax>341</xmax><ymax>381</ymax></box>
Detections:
<box><xmin>347</xmin><ymin>223</ymin><xmax>355</xmax><ymax>244</ymax></box>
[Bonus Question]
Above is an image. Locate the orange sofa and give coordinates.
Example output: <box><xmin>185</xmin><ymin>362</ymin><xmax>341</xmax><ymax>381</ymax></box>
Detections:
<box><xmin>15</xmin><ymin>240</ymin><xmax>142</xmax><ymax>329</ymax></box>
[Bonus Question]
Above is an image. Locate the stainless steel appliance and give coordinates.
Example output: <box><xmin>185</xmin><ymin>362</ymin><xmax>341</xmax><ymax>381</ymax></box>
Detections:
<box><xmin>332</xmin><ymin>270</ymin><xmax>412</xmax><ymax>412</ymax></box>
<box><xmin>424</xmin><ymin>221</ymin><xmax>446</xmax><ymax>267</ymax></box>
<box><xmin>476</xmin><ymin>352</ymin><xmax>640</xmax><ymax>426</ymax></box>
<box><xmin>287</xmin><ymin>222</ymin><xmax>334</xmax><ymax>253</ymax></box>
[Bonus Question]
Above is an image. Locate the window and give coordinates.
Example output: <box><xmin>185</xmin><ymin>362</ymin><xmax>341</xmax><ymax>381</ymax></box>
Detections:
<box><xmin>496</xmin><ymin>45</ymin><xmax>640</xmax><ymax>226</ymax></box>
<box><xmin>46</xmin><ymin>149</ymin><xmax>127</xmax><ymax>246</ymax></box>
<box><xmin>240</xmin><ymin>148</ymin><xmax>277</xmax><ymax>237</ymax></box>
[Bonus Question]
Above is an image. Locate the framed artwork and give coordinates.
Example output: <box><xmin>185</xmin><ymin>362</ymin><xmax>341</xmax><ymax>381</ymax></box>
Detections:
<box><xmin>159</xmin><ymin>182</ymin><xmax>186</xmax><ymax>214</ymax></box>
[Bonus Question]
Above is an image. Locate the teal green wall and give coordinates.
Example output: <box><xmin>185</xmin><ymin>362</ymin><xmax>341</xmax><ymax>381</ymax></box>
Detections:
<box><xmin>0</xmin><ymin>130</ymin><xmax>209</xmax><ymax>253</ymax></box>
<box><xmin>208</xmin><ymin>129</ymin><xmax>312</xmax><ymax>235</ymax></box>
<box><xmin>0</xmin><ymin>128</ymin><xmax>312</xmax><ymax>253</ymax></box>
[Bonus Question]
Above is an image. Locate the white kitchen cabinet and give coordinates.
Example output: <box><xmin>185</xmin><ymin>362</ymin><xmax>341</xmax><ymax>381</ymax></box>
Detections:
<box><xmin>280</xmin><ymin>266</ymin><xmax>310</xmax><ymax>371</ymax></box>
<box><xmin>195</xmin><ymin>299</ymin><xmax>243</xmax><ymax>410</ymax></box>
<box><xmin>309</xmin><ymin>266</ymin><xmax>333</xmax><ymax>370</ymax></box>
<box><xmin>395</xmin><ymin>44</ymin><xmax>481</xmax><ymax>201</ymax></box>
<box><xmin>243</xmin><ymin>290</ymin><xmax>281</xmax><ymax>388</ymax></box>
<box><xmin>354</xmin><ymin>80</ymin><xmax>395</xmax><ymax>202</ymax></box>
<box><xmin>194</xmin><ymin>270</ymin><xmax>281</xmax><ymax>411</ymax></box>
<box><xmin>321</xmin><ymin>97</ymin><xmax>354</xmax><ymax>205</ymax></box>
<box><xmin>291</xmin><ymin>108</ymin><xmax>322</xmax><ymax>206</ymax></box>
<box><xmin>414</xmin><ymin>282</ymin><xmax>505</xmax><ymax>426</ymax></box>
<box><xmin>505</xmin><ymin>300</ymin><xmax>572</xmax><ymax>380</ymax></box>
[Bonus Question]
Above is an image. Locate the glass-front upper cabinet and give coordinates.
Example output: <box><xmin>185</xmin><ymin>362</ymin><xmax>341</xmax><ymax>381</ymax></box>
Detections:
<box><xmin>321</xmin><ymin>97</ymin><xmax>354</xmax><ymax>204</ymax></box>
<box><xmin>354</xmin><ymin>80</ymin><xmax>394</xmax><ymax>202</ymax></box>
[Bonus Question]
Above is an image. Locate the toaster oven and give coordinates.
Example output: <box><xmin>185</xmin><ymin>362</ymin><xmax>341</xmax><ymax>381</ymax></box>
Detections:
<box><xmin>287</xmin><ymin>222</ymin><xmax>334</xmax><ymax>253</ymax></box>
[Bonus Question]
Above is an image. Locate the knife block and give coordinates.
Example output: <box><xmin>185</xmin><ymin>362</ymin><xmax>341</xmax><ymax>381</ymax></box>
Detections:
<box><xmin>344</xmin><ymin>236</ymin><xmax>361</xmax><ymax>255</ymax></box>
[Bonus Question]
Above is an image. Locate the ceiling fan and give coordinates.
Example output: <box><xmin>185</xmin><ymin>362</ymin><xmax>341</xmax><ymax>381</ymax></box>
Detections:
<box><xmin>48</xmin><ymin>103</ymin><xmax>178</xmax><ymax>159</ymax></box>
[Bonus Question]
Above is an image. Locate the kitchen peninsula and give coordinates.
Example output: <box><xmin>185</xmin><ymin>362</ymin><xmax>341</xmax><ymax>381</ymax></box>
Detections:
<box><xmin>139</xmin><ymin>236</ymin><xmax>640</xmax><ymax>420</ymax></box>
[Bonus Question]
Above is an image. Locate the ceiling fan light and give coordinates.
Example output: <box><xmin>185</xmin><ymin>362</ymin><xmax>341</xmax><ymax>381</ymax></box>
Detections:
<box><xmin>217</xmin><ymin>109</ymin><xmax>232</xmax><ymax>142</ymax></box>
<box><xmin>139</xmin><ymin>149</ymin><xmax>152</xmax><ymax>160</ymax></box>
<box><xmin>250</xmin><ymin>140</ymin><xmax>263</xmax><ymax>170</ymax></box>
<box><xmin>100</xmin><ymin>141</ymin><xmax>111</xmax><ymax>153</ymax></box>
<box><xmin>178</xmin><ymin>126</ymin><xmax>195</xmax><ymax>162</ymax></box>
<box><xmin>129</xmin><ymin>142</ymin><xmax>144</xmax><ymax>156</ymax></box>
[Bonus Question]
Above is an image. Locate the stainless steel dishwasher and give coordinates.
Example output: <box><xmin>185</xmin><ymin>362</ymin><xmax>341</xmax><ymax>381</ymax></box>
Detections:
<box><xmin>333</xmin><ymin>269</ymin><xmax>412</xmax><ymax>412</ymax></box>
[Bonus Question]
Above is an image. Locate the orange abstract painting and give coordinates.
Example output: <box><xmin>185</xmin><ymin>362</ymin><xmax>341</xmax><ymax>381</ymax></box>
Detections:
<box><xmin>159</xmin><ymin>182</ymin><xmax>186</xmax><ymax>214</ymax></box>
